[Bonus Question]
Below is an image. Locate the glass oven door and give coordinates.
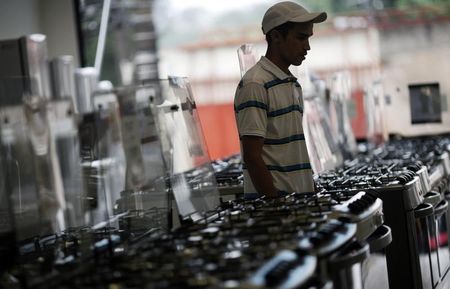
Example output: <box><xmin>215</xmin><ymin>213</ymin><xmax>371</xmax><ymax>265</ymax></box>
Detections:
<box><xmin>414</xmin><ymin>202</ymin><xmax>436</xmax><ymax>289</ymax></box>
<box><xmin>363</xmin><ymin>225</ymin><xmax>392</xmax><ymax>289</ymax></box>
<box><xmin>329</xmin><ymin>241</ymin><xmax>369</xmax><ymax>289</ymax></box>
<box><xmin>434</xmin><ymin>200</ymin><xmax>449</xmax><ymax>278</ymax></box>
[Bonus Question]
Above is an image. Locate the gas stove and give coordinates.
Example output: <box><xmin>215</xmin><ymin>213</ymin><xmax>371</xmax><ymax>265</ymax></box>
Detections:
<box><xmin>331</xmin><ymin>191</ymin><xmax>384</xmax><ymax>241</ymax></box>
<box><xmin>315</xmin><ymin>137</ymin><xmax>450</xmax><ymax>289</ymax></box>
<box><xmin>317</xmin><ymin>161</ymin><xmax>426</xmax><ymax>211</ymax></box>
<box><xmin>18</xmin><ymin>189</ymin><xmax>374</xmax><ymax>289</ymax></box>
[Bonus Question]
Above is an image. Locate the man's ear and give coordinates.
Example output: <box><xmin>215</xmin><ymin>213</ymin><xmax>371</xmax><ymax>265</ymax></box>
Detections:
<box><xmin>270</xmin><ymin>30</ymin><xmax>283</xmax><ymax>43</ymax></box>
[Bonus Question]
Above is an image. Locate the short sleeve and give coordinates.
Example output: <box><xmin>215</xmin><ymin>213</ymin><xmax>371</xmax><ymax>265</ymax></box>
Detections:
<box><xmin>234</xmin><ymin>82</ymin><xmax>268</xmax><ymax>138</ymax></box>
<box><xmin>294</xmin><ymin>83</ymin><xmax>304</xmax><ymax>106</ymax></box>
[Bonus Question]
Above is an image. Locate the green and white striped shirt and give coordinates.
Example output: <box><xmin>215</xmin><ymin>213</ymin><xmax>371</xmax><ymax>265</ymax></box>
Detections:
<box><xmin>234</xmin><ymin>56</ymin><xmax>314</xmax><ymax>197</ymax></box>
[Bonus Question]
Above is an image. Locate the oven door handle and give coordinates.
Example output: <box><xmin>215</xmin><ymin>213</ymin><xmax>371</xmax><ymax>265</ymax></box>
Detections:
<box><xmin>367</xmin><ymin>225</ymin><xmax>392</xmax><ymax>253</ymax></box>
<box><xmin>424</xmin><ymin>190</ymin><xmax>441</xmax><ymax>207</ymax></box>
<box><xmin>329</xmin><ymin>241</ymin><xmax>369</xmax><ymax>269</ymax></box>
<box><xmin>414</xmin><ymin>203</ymin><xmax>434</xmax><ymax>218</ymax></box>
<box><xmin>434</xmin><ymin>200</ymin><xmax>448</xmax><ymax>218</ymax></box>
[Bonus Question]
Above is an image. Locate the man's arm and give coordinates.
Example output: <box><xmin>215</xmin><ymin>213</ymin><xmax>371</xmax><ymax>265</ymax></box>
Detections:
<box><xmin>241</xmin><ymin>135</ymin><xmax>278</xmax><ymax>198</ymax></box>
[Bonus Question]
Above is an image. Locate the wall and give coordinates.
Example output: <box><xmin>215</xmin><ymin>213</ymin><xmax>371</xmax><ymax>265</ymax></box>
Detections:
<box><xmin>39</xmin><ymin>0</ymin><xmax>80</xmax><ymax>66</ymax></box>
<box><xmin>0</xmin><ymin>0</ymin><xmax>41</xmax><ymax>40</ymax></box>
<box><xmin>0</xmin><ymin>0</ymin><xmax>80</xmax><ymax>66</ymax></box>
<box><xmin>381</xmin><ymin>22</ymin><xmax>450</xmax><ymax>136</ymax></box>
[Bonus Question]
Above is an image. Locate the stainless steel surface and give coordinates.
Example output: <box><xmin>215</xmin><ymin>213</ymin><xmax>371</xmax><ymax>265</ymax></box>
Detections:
<box><xmin>329</xmin><ymin>242</ymin><xmax>369</xmax><ymax>289</ymax></box>
<box><xmin>20</xmin><ymin>34</ymin><xmax>52</xmax><ymax>99</ymax></box>
<box><xmin>424</xmin><ymin>191</ymin><xmax>442</xmax><ymax>207</ymax></box>
<box><xmin>439</xmin><ymin>152</ymin><xmax>450</xmax><ymax>177</ymax></box>
<box><xmin>402</xmin><ymin>176</ymin><xmax>425</xmax><ymax>211</ymax></box>
<box><xmin>430</xmin><ymin>166</ymin><xmax>445</xmax><ymax>189</ymax></box>
<box><xmin>363</xmin><ymin>253</ymin><xmax>389</xmax><ymax>289</ymax></box>
<box><xmin>50</xmin><ymin>56</ymin><xmax>76</xmax><ymax>105</ymax></box>
<box><xmin>331</xmin><ymin>192</ymin><xmax>384</xmax><ymax>241</ymax></box>
<box><xmin>74</xmin><ymin>67</ymin><xmax>98</xmax><ymax>114</ymax></box>
<box><xmin>0</xmin><ymin>101</ymin><xmax>67</xmax><ymax>238</ymax></box>
<box><xmin>417</xmin><ymin>166</ymin><xmax>432</xmax><ymax>195</ymax></box>
<box><xmin>47</xmin><ymin>99</ymin><xmax>85</xmax><ymax>228</ymax></box>
<box><xmin>23</xmin><ymin>96</ymin><xmax>67</xmax><ymax>233</ymax></box>
<box><xmin>248</xmin><ymin>250</ymin><xmax>317</xmax><ymax>289</ymax></box>
<box><xmin>434</xmin><ymin>200</ymin><xmax>450</xmax><ymax>280</ymax></box>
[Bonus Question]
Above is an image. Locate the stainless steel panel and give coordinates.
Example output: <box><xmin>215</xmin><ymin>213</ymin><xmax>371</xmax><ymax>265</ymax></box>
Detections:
<box><xmin>50</xmin><ymin>56</ymin><xmax>76</xmax><ymax>105</ymax></box>
<box><xmin>414</xmin><ymin>203</ymin><xmax>437</xmax><ymax>289</ymax></box>
<box><xmin>434</xmin><ymin>200</ymin><xmax>450</xmax><ymax>278</ymax></box>
<box><xmin>20</xmin><ymin>34</ymin><xmax>52</xmax><ymax>99</ymax></box>
<box><xmin>74</xmin><ymin>67</ymin><xmax>98</xmax><ymax>114</ymax></box>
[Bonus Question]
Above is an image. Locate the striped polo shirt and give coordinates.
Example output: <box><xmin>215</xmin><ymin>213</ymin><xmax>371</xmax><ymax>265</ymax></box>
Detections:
<box><xmin>234</xmin><ymin>56</ymin><xmax>314</xmax><ymax>197</ymax></box>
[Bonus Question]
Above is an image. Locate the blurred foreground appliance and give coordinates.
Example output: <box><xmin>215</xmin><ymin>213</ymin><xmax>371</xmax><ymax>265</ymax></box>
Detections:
<box><xmin>0</xmin><ymin>34</ymin><xmax>52</xmax><ymax>106</ymax></box>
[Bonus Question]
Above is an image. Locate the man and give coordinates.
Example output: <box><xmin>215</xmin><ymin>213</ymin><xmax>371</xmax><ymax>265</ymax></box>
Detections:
<box><xmin>234</xmin><ymin>1</ymin><xmax>327</xmax><ymax>199</ymax></box>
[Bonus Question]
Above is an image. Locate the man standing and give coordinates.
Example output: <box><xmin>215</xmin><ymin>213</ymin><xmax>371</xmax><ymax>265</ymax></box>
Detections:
<box><xmin>234</xmin><ymin>1</ymin><xmax>327</xmax><ymax>199</ymax></box>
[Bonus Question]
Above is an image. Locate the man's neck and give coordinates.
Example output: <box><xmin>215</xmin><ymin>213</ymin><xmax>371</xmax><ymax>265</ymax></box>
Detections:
<box><xmin>265</xmin><ymin>51</ymin><xmax>290</xmax><ymax>75</ymax></box>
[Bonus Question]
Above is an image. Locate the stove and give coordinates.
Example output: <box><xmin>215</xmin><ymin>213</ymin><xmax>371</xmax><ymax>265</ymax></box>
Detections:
<box><xmin>316</xmin><ymin>138</ymin><xmax>450</xmax><ymax>289</ymax></box>
<box><xmin>9</xmin><ymin>188</ymin><xmax>381</xmax><ymax>289</ymax></box>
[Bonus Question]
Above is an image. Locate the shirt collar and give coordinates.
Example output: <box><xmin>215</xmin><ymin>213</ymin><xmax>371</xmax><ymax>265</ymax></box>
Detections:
<box><xmin>259</xmin><ymin>56</ymin><xmax>297</xmax><ymax>81</ymax></box>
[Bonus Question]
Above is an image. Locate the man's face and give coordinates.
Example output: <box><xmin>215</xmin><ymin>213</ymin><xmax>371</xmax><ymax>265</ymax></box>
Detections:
<box><xmin>278</xmin><ymin>22</ymin><xmax>314</xmax><ymax>66</ymax></box>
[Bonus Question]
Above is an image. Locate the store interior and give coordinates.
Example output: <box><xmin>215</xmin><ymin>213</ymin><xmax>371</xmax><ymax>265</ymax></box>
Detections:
<box><xmin>1</xmin><ymin>0</ymin><xmax>450</xmax><ymax>288</ymax></box>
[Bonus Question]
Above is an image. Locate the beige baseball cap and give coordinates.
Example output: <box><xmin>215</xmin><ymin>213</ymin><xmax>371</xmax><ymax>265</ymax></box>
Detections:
<box><xmin>262</xmin><ymin>1</ymin><xmax>327</xmax><ymax>34</ymax></box>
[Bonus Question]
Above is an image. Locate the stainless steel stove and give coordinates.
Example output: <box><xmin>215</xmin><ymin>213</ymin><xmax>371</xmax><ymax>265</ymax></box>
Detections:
<box><xmin>316</xmin><ymin>139</ymin><xmax>450</xmax><ymax>289</ymax></box>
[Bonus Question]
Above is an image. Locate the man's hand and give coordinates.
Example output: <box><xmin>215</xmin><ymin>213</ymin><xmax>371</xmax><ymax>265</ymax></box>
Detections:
<box><xmin>241</xmin><ymin>135</ymin><xmax>278</xmax><ymax>198</ymax></box>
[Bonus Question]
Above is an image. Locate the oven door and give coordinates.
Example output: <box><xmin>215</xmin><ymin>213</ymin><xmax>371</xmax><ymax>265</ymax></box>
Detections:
<box><xmin>434</xmin><ymin>199</ymin><xmax>449</xmax><ymax>278</ymax></box>
<box><xmin>328</xmin><ymin>241</ymin><xmax>369</xmax><ymax>289</ymax></box>
<box><xmin>363</xmin><ymin>225</ymin><xmax>392</xmax><ymax>289</ymax></box>
<box><xmin>414</xmin><ymin>202</ymin><xmax>437</xmax><ymax>289</ymax></box>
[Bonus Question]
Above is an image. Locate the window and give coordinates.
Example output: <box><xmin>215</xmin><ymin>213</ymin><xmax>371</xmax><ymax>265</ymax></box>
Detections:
<box><xmin>409</xmin><ymin>83</ymin><xmax>442</xmax><ymax>124</ymax></box>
